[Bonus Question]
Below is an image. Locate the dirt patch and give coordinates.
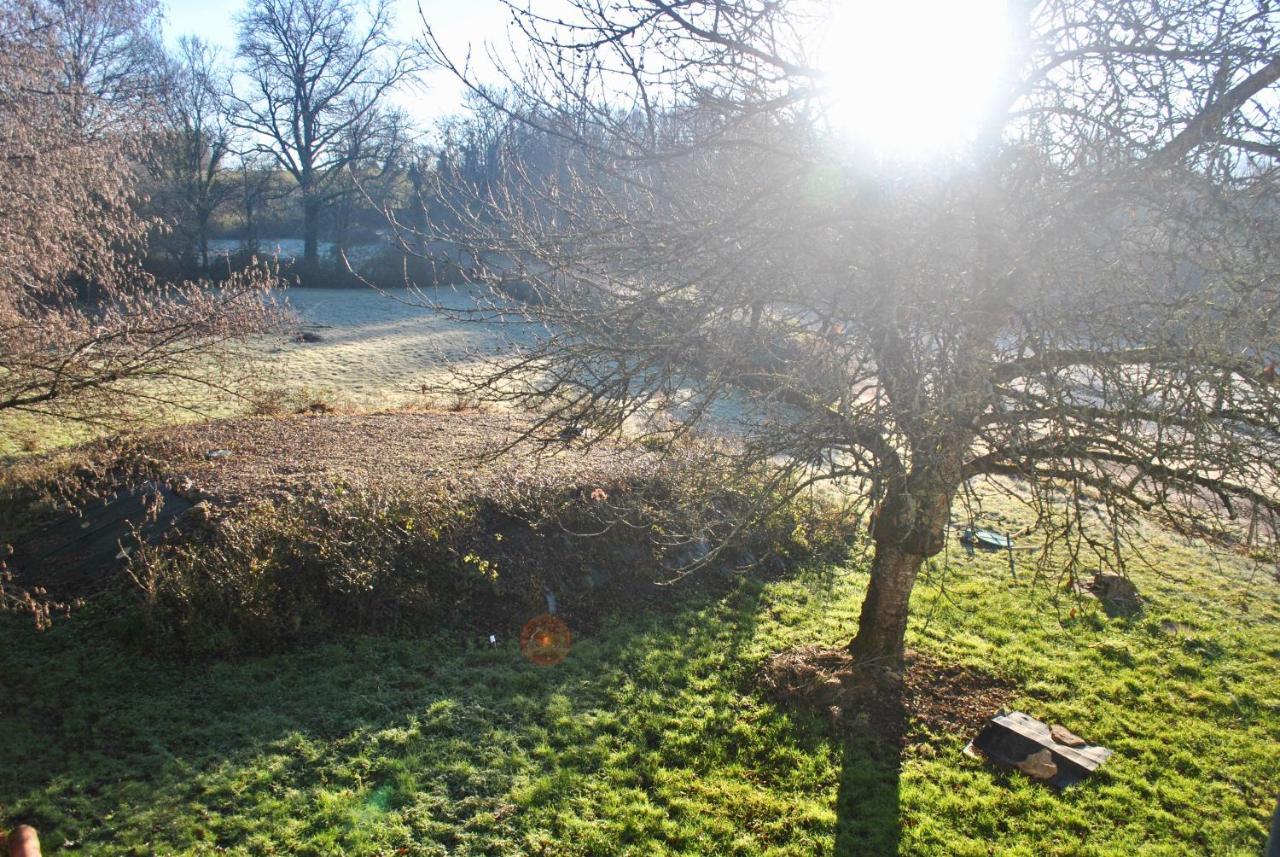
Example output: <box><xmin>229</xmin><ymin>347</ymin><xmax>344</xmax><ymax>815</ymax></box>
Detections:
<box><xmin>760</xmin><ymin>646</ymin><xmax>1017</xmax><ymax>747</ymax></box>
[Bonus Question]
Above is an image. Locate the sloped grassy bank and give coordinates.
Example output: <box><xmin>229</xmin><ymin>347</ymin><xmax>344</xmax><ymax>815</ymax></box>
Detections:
<box><xmin>124</xmin><ymin>462</ymin><xmax>849</xmax><ymax>658</ymax></box>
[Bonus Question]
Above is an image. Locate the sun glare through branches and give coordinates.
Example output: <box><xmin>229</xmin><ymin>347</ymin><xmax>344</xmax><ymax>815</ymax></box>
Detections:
<box><xmin>816</xmin><ymin>0</ymin><xmax>1011</xmax><ymax>158</ymax></box>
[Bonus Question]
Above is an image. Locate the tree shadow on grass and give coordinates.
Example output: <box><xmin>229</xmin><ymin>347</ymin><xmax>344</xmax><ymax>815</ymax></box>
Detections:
<box><xmin>785</xmin><ymin>642</ymin><xmax>1014</xmax><ymax>856</ymax></box>
<box><xmin>834</xmin><ymin>714</ymin><xmax>904</xmax><ymax>855</ymax></box>
<box><xmin>2</xmin><ymin>582</ymin><xmax>843</xmax><ymax>854</ymax></box>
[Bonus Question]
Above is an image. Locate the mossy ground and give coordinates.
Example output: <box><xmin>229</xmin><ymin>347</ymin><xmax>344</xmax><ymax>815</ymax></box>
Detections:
<box><xmin>2</xmin><ymin>510</ymin><xmax>1275</xmax><ymax>855</ymax></box>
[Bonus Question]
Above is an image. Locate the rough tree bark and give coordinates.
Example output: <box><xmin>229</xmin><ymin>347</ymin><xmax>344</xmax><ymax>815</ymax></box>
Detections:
<box><xmin>851</xmin><ymin>471</ymin><xmax>957</xmax><ymax>664</ymax></box>
<box><xmin>851</xmin><ymin>543</ymin><xmax>925</xmax><ymax>666</ymax></box>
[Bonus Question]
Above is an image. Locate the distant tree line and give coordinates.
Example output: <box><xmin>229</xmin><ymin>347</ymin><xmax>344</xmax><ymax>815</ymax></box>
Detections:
<box><xmin>33</xmin><ymin>0</ymin><xmax>576</xmax><ymax>287</ymax></box>
<box><xmin>1</xmin><ymin>0</ymin><xmax>617</xmax><ymax>291</ymax></box>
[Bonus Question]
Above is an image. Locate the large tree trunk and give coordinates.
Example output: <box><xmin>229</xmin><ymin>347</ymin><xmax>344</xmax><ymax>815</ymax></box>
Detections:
<box><xmin>849</xmin><ymin>541</ymin><xmax>926</xmax><ymax>666</ymax></box>
<box><xmin>302</xmin><ymin>194</ymin><xmax>321</xmax><ymax>265</ymax></box>
<box><xmin>855</xmin><ymin>544</ymin><xmax>926</xmax><ymax>665</ymax></box>
<box><xmin>849</xmin><ymin>474</ymin><xmax>954</xmax><ymax>667</ymax></box>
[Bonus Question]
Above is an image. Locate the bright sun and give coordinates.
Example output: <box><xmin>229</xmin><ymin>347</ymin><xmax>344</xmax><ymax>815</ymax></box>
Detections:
<box><xmin>816</xmin><ymin>0</ymin><xmax>1011</xmax><ymax>158</ymax></box>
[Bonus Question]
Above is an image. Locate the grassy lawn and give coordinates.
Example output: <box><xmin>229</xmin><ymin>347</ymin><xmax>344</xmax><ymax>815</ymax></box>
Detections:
<box><xmin>2</xmin><ymin>290</ymin><xmax>1276</xmax><ymax>853</ymax></box>
<box><xmin>2</xmin><ymin>518</ymin><xmax>1276</xmax><ymax>855</ymax></box>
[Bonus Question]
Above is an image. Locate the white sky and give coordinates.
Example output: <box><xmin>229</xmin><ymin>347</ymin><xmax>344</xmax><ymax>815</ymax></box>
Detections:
<box><xmin>161</xmin><ymin>0</ymin><xmax>511</xmax><ymax>128</ymax></box>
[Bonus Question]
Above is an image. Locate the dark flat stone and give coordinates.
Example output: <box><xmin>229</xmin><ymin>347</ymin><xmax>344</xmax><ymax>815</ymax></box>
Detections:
<box><xmin>16</xmin><ymin>486</ymin><xmax>191</xmax><ymax>596</ymax></box>
<box><xmin>968</xmin><ymin>710</ymin><xmax>1111</xmax><ymax>788</ymax></box>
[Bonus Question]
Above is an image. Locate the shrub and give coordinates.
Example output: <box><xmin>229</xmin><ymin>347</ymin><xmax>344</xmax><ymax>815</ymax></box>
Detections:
<box><xmin>202</xmin><ymin>245</ymin><xmax>473</xmax><ymax>291</ymax></box>
<box><xmin>125</xmin><ymin>460</ymin><xmax>855</xmax><ymax>657</ymax></box>
<box><xmin>247</xmin><ymin>384</ymin><xmax>345</xmax><ymax>416</ymax></box>
<box><xmin>358</xmin><ymin>247</ymin><xmax>470</xmax><ymax>289</ymax></box>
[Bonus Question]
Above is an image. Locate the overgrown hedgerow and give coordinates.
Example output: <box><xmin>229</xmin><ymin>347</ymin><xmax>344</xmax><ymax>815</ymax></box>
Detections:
<box><xmin>125</xmin><ymin>458</ymin><xmax>856</xmax><ymax>657</ymax></box>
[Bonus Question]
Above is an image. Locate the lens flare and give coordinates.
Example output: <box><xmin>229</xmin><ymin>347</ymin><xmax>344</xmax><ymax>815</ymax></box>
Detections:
<box><xmin>519</xmin><ymin>614</ymin><xmax>572</xmax><ymax>666</ymax></box>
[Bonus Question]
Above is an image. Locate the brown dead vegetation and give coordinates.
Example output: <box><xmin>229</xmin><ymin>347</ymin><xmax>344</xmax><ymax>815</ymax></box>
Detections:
<box><xmin>2</xmin><ymin>409</ymin><xmax>854</xmax><ymax>655</ymax></box>
<box><xmin>135</xmin><ymin>409</ymin><xmax>655</xmax><ymax>504</ymax></box>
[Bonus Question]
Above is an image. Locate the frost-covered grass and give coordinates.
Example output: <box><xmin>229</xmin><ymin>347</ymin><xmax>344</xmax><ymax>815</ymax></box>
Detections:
<box><xmin>0</xmin><ymin>286</ymin><xmax>758</xmax><ymax>454</ymax></box>
<box><xmin>0</xmin><ymin>287</ymin><xmax>536</xmax><ymax>455</ymax></box>
<box><xmin>264</xmin><ymin>287</ymin><xmax>543</xmax><ymax>409</ymax></box>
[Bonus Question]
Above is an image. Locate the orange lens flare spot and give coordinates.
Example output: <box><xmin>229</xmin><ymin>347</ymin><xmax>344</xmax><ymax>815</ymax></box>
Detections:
<box><xmin>519</xmin><ymin>614</ymin><xmax>572</xmax><ymax>666</ymax></box>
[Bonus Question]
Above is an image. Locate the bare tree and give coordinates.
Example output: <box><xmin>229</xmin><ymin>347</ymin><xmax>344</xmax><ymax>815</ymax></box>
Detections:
<box><xmin>407</xmin><ymin>0</ymin><xmax>1280</xmax><ymax>667</ymax></box>
<box><xmin>434</xmin><ymin>94</ymin><xmax>517</xmax><ymax>199</ymax></box>
<box><xmin>329</xmin><ymin>104</ymin><xmax>411</xmax><ymax>262</ymax></box>
<box><xmin>234</xmin><ymin>149</ymin><xmax>284</xmax><ymax>256</ymax></box>
<box><xmin>42</xmin><ymin>0</ymin><xmax>166</xmax><ymax>134</ymax></box>
<box><xmin>0</xmin><ymin>0</ymin><xmax>283</xmax><ymax>430</ymax></box>
<box><xmin>230</xmin><ymin>0</ymin><xmax>425</xmax><ymax>266</ymax></box>
<box><xmin>151</xmin><ymin>36</ymin><xmax>235</xmax><ymax>275</ymax></box>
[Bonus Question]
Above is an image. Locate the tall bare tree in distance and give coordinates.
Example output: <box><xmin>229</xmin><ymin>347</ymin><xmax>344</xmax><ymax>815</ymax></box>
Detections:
<box><xmin>234</xmin><ymin>148</ymin><xmax>283</xmax><ymax>256</ymax></box>
<box><xmin>408</xmin><ymin>0</ymin><xmax>1280</xmax><ymax>667</ymax></box>
<box><xmin>151</xmin><ymin>36</ymin><xmax>236</xmax><ymax>274</ymax></box>
<box><xmin>328</xmin><ymin>104</ymin><xmax>411</xmax><ymax>262</ymax></box>
<box><xmin>231</xmin><ymin>0</ymin><xmax>425</xmax><ymax>266</ymax></box>
<box><xmin>43</xmin><ymin>0</ymin><xmax>167</xmax><ymax>134</ymax></box>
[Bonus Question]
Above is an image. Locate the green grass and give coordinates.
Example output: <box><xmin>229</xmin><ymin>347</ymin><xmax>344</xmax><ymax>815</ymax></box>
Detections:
<box><xmin>2</xmin><ymin>517</ymin><xmax>1276</xmax><ymax>855</ymax></box>
<box><xmin>6</xmin><ymin>290</ymin><xmax>1275</xmax><ymax>853</ymax></box>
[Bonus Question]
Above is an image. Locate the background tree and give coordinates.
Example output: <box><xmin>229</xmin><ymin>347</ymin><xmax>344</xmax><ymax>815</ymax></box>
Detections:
<box><xmin>230</xmin><ymin>0</ymin><xmax>424</xmax><ymax>266</ymax></box>
<box><xmin>434</xmin><ymin>94</ymin><xmax>515</xmax><ymax>202</ymax></box>
<box><xmin>0</xmin><ymin>0</ymin><xmax>283</xmax><ymax>429</ymax></box>
<box><xmin>44</xmin><ymin>0</ymin><xmax>166</xmax><ymax>134</ymax></box>
<box><xmin>150</xmin><ymin>36</ymin><xmax>235</xmax><ymax>275</ymax></box>
<box><xmin>328</xmin><ymin>104</ymin><xmax>411</xmax><ymax>262</ymax></box>
<box><xmin>411</xmin><ymin>0</ymin><xmax>1280</xmax><ymax>667</ymax></box>
<box><xmin>233</xmin><ymin>149</ymin><xmax>284</xmax><ymax>256</ymax></box>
